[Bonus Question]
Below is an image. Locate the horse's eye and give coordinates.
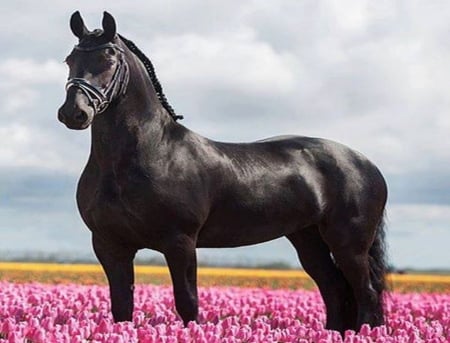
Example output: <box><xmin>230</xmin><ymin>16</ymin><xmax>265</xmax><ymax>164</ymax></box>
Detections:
<box><xmin>97</xmin><ymin>55</ymin><xmax>115</xmax><ymax>68</ymax></box>
<box><xmin>105</xmin><ymin>48</ymin><xmax>116</xmax><ymax>56</ymax></box>
<box><xmin>98</xmin><ymin>51</ymin><xmax>115</xmax><ymax>63</ymax></box>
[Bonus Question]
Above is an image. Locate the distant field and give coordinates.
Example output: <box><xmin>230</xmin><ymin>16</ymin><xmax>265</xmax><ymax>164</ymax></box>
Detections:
<box><xmin>0</xmin><ymin>262</ymin><xmax>449</xmax><ymax>292</ymax></box>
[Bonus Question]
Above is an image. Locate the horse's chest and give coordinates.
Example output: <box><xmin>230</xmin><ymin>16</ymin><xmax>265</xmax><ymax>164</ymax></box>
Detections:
<box><xmin>92</xmin><ymin>184</ymin><xmax>131</xmax><ymax>223</ymax></box>
<box><xmin>78</xmin><ymin>172</ymin><xmax>152</xmax><ymax>246</ymax></box>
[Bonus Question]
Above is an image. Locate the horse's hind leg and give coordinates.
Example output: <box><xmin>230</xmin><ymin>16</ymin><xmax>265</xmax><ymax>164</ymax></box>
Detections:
<box><xmin>287</xmin><ymin>226</ymin><xmax>356</xmax><ymax>333</ymax></box>
<box><xmin>322</xmin><ymin>221</ymin><xmax>384</xmax><ymax>331</ymax></box>
<box><xmin>92</xmin><ymin>234</ymin><xmax>137</xmax><ymax>322</ymax></box>
<box><xmin>164</xmin><ymin>234</ymin><xmax>199</xmax><ymax>326</ymax></box>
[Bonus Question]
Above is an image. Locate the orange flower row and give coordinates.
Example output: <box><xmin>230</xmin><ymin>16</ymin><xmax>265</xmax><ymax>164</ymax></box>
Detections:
<box><xmin>0</xmin><ymin>262</ymin><xmax>448</xmax><ymax>292</ymax></box>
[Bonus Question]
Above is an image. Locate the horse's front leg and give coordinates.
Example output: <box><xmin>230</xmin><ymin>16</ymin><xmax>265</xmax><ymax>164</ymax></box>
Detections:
<box><xmin>164</xmin><ymin>234</ymin><xmax>198</xmax><ymax>326</ymax></box>
<box><xmin>92</xmin><ymin>234</ymin><xmax>137</xmax><ymax>322</ymax></box>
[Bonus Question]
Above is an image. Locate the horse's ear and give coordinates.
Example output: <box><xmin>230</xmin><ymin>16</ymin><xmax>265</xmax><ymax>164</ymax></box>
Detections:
<box><xmin>102</xmin><ymin>11</ymin><xmax>116</xmax><ymax>42</ymax></box>
<box><xmin>70</xmin><ymin>11</ymin><xmax>88</xmax><ymax>39</ymax></box>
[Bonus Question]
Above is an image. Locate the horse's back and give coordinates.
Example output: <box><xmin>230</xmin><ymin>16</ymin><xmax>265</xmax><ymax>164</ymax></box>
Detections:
<box><xmin>209</xmin><ymin>134</ymin><xmax>386</xmax><ymax>205</ymax></box>
<box><xmin>254</xmin><ymin>134</ymin><xmax>385</xmax><ymax>190</ymax></box>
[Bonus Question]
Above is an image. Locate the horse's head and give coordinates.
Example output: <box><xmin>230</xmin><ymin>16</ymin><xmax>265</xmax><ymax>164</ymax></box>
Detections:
<box><xmin>58</xmin><ymin>11</ymin><xmax>129</xmax><ymax>130</ymax></box>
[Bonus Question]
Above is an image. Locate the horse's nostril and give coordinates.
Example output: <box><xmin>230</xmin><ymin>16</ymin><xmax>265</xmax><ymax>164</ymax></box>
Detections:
<box><xmin>74</xmin><ymin>110</ymin><xmax>88</xmax><ymax>123</ymax></box>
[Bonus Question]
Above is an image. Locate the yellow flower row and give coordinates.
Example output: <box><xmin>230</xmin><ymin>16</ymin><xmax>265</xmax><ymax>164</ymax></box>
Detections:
<box><xmin>0</xmin><ymin>261</ymin><xmax>449</xmax><ymax>284</ymax></box>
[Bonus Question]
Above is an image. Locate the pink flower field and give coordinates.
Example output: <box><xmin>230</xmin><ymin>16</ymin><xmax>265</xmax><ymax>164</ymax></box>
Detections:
<box><xmin>0</xmin><ymin>282</ymin><xmax>448</xmax><ymax>342</ymax></box>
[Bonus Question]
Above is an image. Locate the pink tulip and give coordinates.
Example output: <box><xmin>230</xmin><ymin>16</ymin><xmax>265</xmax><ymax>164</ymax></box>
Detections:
<box><xmin>0</xmin><ymin>282</ymin><xmax>448</xmax><ymax>342</ymax></box>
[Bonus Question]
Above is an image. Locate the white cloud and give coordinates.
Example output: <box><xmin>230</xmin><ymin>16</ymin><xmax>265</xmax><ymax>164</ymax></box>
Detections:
<box><xmin>149</xmin><ymin>30</ymin><xmax>296</xmax><ymax>96</ymax></box>
<box><xmin>2</xmin><ymin>88</ymin><xmax>38</xmax><ymax>113</ymax></box>
<box><xmin>0</xmin><ymin>58</ymin><xmax>66</xmax><ymax>115</ymax></box>
<box><xmin>0</xmin><ymin>59</ymin><xmax>66</xmax><ymax>88</ymax></box>
<box><xmin>389</xmin><ymin>203</ymin><xmax>450</xmax><ymax>228</ymax></box>
<box><xmin>0</xmin><ymin>58</ymin><xmax>82</xmax><ymax>173</ymax></box>
<box><xmin>387</xmin><ymin>203</ymin><xmax>450</xmax><ymax>269</ymax></box>
<box><xmin>0</xmin><ymin>123</ymin><xmax>88</xmax><ymax>174</ymax></box>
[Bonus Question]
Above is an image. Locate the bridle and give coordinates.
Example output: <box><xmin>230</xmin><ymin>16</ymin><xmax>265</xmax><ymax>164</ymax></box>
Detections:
<box><xmin>65</xmin><ymin>41</ymin><xmax>130</xmax><ymax>115</ymax></box>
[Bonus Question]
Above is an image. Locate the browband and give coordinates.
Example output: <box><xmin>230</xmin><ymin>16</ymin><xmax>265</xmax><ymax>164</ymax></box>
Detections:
<box><xmin>74</xmin><ymin>42</ymin><xmax>124</xmax><ymax>53</ymax></box>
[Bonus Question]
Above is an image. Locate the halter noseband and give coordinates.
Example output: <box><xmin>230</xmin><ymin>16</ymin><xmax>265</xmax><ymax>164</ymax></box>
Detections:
<box><xmin>65</xmin><ymin>41</ymin><xmax>130</xmax><ymax>115</ymax></box>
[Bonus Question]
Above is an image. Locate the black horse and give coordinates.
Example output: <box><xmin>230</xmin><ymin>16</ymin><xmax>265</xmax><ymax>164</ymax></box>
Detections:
<box><xmin>58</xmin><ymin>11</ymin><xmax>388</xmax><ymax>334</ymax></box>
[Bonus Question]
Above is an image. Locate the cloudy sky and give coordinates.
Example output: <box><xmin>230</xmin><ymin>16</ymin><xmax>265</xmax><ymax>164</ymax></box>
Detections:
<box><xmin>0</xmin><ymin>1</ymin><xmax>449</xmax><ymax>270</ymax></box>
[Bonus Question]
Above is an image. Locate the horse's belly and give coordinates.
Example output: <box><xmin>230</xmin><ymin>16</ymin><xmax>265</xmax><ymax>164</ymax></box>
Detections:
<box><xmin>197</xmin><ymin>178</ymin><xmax>322</xmax><ymax>248</ymax></box>
<box><xmin>196</xmin><ymin>212</ymin><xmax>307</xmax><ymax>248</ymax></box>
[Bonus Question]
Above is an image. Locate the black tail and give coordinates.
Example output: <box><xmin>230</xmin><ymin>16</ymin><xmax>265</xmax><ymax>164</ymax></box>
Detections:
<box><xmin>368</xmin><ymin>212</ymin><xmax>388</xmax><ymax>322</ymax></box>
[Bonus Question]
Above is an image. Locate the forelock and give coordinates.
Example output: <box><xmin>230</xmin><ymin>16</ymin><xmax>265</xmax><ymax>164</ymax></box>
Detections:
<box><xmin>77</xmin><ymin>29</ymin><xmax>110</xmax><ymax>49</ymax></box>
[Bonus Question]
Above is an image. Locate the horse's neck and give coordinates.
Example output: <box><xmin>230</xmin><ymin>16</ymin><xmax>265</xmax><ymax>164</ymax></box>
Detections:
<box><xmin>90</xmin><ymin>106</ymin><xmax>176</xmax><ymax>167</ymax></box>
<box><xmin>89</xmin><ymin>54</ymin><xmax>177</xmax><ymax>171</ymax></box>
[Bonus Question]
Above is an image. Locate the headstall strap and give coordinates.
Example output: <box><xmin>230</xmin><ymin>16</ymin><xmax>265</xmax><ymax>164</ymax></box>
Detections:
<box><xmin>73</xmin><ymin>42</ymin><xmax>125</xmax><ymax>53</ymax></box>
<box><xmin>65</xmin><ymin>39</ymin><xmax>129</xmax><ymax>115</ymax></box>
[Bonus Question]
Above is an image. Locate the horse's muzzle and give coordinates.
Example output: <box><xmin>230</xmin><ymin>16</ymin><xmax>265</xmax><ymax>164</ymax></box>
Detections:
<box><xmin>58</xmin><ymin>105</ymin><xmax>94</xmax><ymax>130</ymax></box>
<box><xmin>58</xmin><ymin>89</ymin><xmax>95</xmax><ymax>130</ymax></box>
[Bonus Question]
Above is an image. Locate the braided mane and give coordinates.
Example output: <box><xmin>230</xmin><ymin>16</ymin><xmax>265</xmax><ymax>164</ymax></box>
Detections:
<box><xmin>118</xmin><ymin>34</ymin><xmax>183</xmax><ymax>121</ymax></box>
